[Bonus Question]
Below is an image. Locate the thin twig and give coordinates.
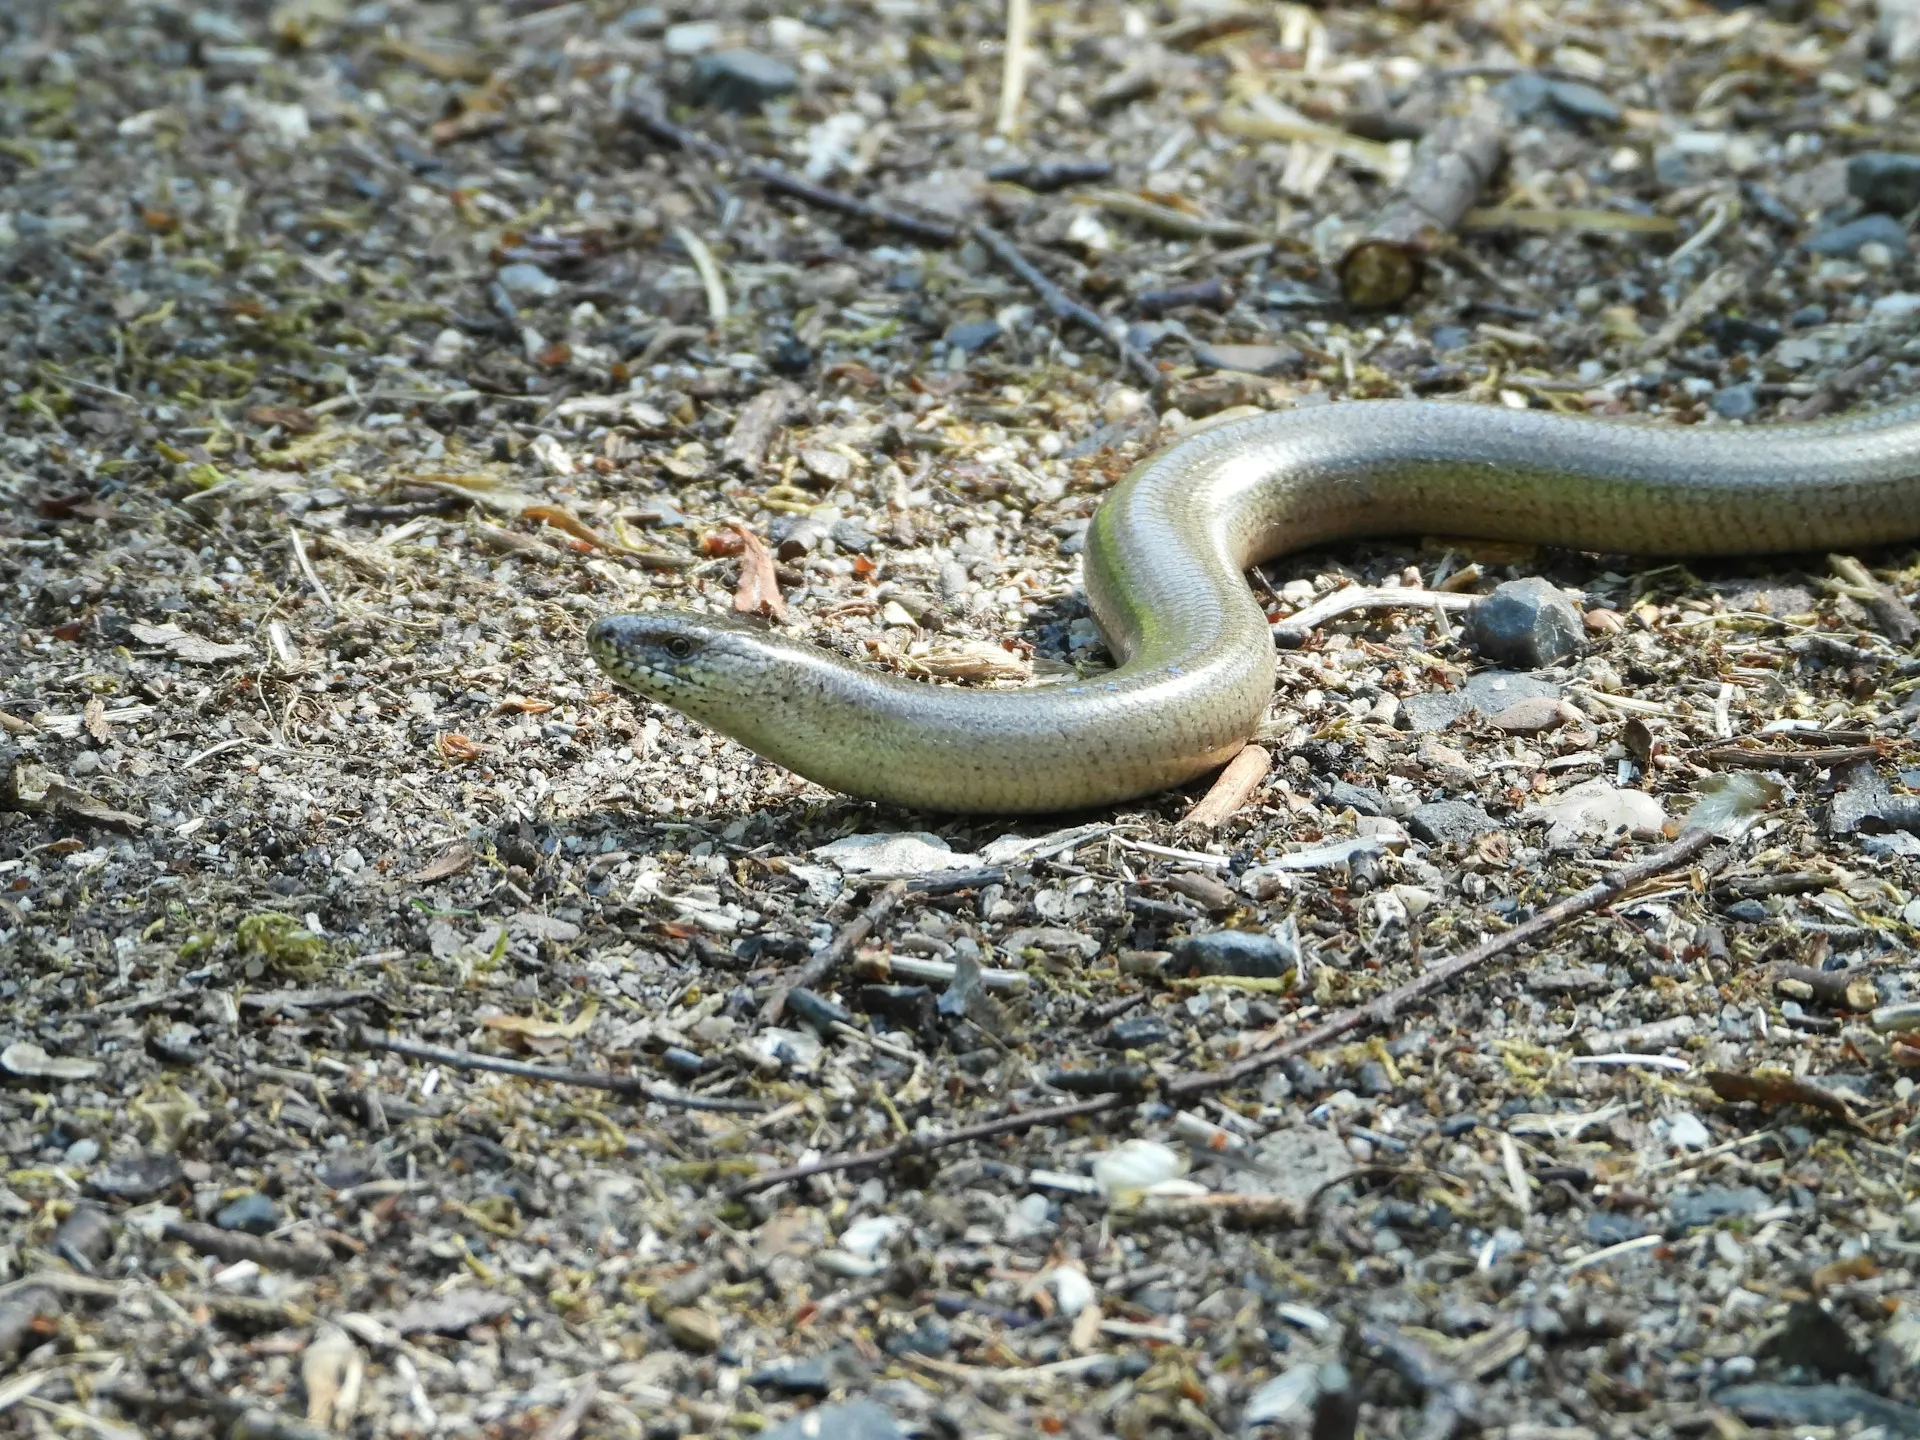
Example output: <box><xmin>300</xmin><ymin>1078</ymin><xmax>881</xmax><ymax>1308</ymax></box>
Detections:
<box><xmin>730</xmin><ymin>1094</ymin><xmax>1123</xmax><ymax>1197</ymax></box>
<box><xmin>729</xmin><ymin>828</ymin><xmax>1721</xmax><ymax>1196</ymax></box>
<box><xmin>286</xmin><ymin>526</ymin><xmax>336</xmax><ymax>612</ymax></box>
<box><xmin>1273</xmin><ymin>585</ymin><xmax>1476</xmax><ymax>641</ymax></box>
<box><xmin>966</xmin><ymin>223</ymin><xmax>1162</xmax><ymax>393</ymax></box>
<box><xmin>762</xmin><ymin>878</ymin><xmax>907</xmax><ymax>1024</ymax></box>
<box><xmin>626</xmin><ymin>106</ymin><xmax>959</xmax><ymax>247</ymax></box>
<box><xmin>670</xmin><ymin>224</ymin><xmax>728</xmax><ymax>323</ymax></box>
<box><xmin>162</xmin><ymin>1218</ymin><xmax>334</xmax><ymax>1276</ymax></box>
<box><xmin>353</xmin><ymin>1028</ymin><xmax>765</xmax><ymax>1113</ymax></box>
<box><xmin>1165</xmin><ymin>826</ymin><xmax>1717</xmax><ymax>1100</ymax></box>
<box><xmin>996</xmin><ymin>0</ymin><xmax>1032</xmax><ymax>136</ymax></box>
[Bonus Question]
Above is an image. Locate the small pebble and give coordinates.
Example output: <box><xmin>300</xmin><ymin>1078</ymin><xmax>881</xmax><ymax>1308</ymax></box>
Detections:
<box><xmin>1168</xmin><ymin>929</ymin><xmax>1296</xmax><ymax>979</ymax></box>
<box><xmin>1806</xmin><ymin>213</ymin><xmax>1909</xmax><ymax>258</ymax></box>
<box><xmin>215</xmin><ymin>1192</ymin><xmax>281</xmax><ymax>1235</ymax></box>
<box><xmin>52</xmin><ymin>1205</ymin><xmax>115</xmax><ymax>1270</ymax></box>
<box><xmin>1101</xmin><ymin>1016</ymin><xmax>1171</xmax><ymax>1050</ymax></box>
<box><xmin>687</xmin><ymin>48</ymin><xmax>797</xmax><ymax>111</ymax></box>
<box><xmin>87</xmin><ymin>1152</ymin><xmax>184</xmax><ymax>1202</ymax></box>
<box><xmin>1406</xmin><ymin>800</ymin><xmax>1499</xmax><ymax>846</ymax></box>
<box><xmin>1466</xmin><ymin>577</ymin><xmax>1584</xmax><ymax>668</ymax></box>
<box><xmin>663</xmin><ymin>1305</ymin><xmax>722</xmax><ymax>1353</ymax></box>
<box><xmin>1546</xmin><ymin>79</ymin><xmax>1622</xmax><ymax>125</ymax></box>
<box><xmin>1710</xmin><ymin>383</ymin><xmax>1758</xmax><ymax>420</ymax></box>
<box><xmin>1847</xmin><ymin>151</ymin><xmax>1920</xmax><ymax>214</ymax></box>
<box><xmin>767</xmin><ymin>335</ymin><xmax>813</xmax><ymax>374</ymax></box>
<box><xmin>1192</xmin><ymin>341</ymin><xmax>1305</xmax><ymax>377</ymax></box>
<box><xmin>943</xmin><ymin>318</ymin><xmax>1003</xmax><ymax>353</ymax></box>
<box><xmin>762</xmin><ymin>1400</ymin><xmax>904</xmax><ymax>1440</ymax></box>
<box><xmin>494</xmin><ymin>262</ymin><xmax>560</xmax><ymax>300</ymax></box>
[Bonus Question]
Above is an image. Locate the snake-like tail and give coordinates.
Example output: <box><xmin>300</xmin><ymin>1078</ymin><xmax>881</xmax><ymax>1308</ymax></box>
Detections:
<box><xmin>590</xmin><ymin>396</ymin><xmax>1920</xmax><ymax>814</ymax></box>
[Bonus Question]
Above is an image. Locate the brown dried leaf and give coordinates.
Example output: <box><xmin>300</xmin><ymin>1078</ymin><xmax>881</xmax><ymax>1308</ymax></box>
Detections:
<box><xmin>247</xmin><ymin>404</ymin><xmax>319</xmax><ymax>434</ymax></box>
<box><xmin>479</xmin><ymin>998</ymin><xmax>598</xmax><ymax>1053</ymax></box>
<box><xmin>730</xmin><ymin>522</ymin><xmax>788</xmax><ymax>621</ymax></box>
<box><xmin>522</xmin><ymin>504</ymin><xmax>617</xmax><ymax>553</ymax></box>
<box><xmin>1704</xmin><ymin>1068</ymin><xmax>1867</xmax><ymax>1132</ymax></box>
<box><xmin>404</xmin><ymin>845</ymin><xmax>474</xmax><ymax>883</ymax></box>
<box><xmin>82</xmin><ymin>695</ymin><xmax>109</xmax><ymax>744</ymax></box>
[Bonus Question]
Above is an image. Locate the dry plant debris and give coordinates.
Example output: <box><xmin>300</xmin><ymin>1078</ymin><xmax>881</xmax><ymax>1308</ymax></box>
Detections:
<box><xmin>3</xmin><ymin>0</ymin><xmax>1920</xmax><ymax>1436</ymax></box>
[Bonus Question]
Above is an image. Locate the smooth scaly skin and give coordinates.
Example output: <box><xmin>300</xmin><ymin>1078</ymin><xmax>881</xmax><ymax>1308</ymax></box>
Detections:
<box><xmin>589</xmin><ymin>397</ymin><xmax>1920</xmax><ymax>814</ymax></box>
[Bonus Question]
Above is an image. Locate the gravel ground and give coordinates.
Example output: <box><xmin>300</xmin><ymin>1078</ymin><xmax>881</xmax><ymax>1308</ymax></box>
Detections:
<box><xmin>5</xmin><ymin>0</ymin><xmax>1920</xmax><ymax>1436</ymax></box>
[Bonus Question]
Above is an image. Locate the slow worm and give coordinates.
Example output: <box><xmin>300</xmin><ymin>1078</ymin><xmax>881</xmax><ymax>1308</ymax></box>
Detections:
<box><xmin>590</xmin><ymin>397</ymin><xmax>1920</xmax><ymax>813</ymax></box>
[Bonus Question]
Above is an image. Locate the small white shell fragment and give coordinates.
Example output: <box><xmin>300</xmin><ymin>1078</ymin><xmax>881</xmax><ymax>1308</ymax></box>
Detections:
<box><xmin>1092</xmin><ymin>1139</ymin><xmax>1188</xmax><ymax>1198</ymax></box>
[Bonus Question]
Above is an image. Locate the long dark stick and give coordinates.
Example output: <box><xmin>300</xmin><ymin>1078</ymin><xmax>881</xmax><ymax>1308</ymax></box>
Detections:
<box><xmin>728</xmin><ymin>828</ymin><xmax>1720</xmax><ymax>1196</ymax></box>
<box><xmin>1165</xmin><ymin>825</ymin><xmax>1718</xmax><ymax>1099</ymax></box>
<box><xmin>624</xmin><ymin>105</ymin><xmax>1161</xmax><ymax>394</ymax></box>
<box><xmin>626</xmin><ymin>106</ymin><xmax>959</xmax><ymax>246</ymax></box>
<box><xmin>966</xmin><ymin>223</ymin><xmax>1163</xmax><ymax>393</ymax></box>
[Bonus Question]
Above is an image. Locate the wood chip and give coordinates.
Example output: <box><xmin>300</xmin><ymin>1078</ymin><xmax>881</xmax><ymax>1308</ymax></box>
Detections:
<box><xmin>1180</xmin><ymin>744</ymin><xmax>1274</xmax><ymax>830</ymax></box>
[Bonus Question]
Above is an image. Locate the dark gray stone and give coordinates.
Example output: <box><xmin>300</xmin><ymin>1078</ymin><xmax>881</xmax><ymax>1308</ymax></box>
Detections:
<box><xmin>1466</xmin><ymin>578</ymin><xmax>1584</xmax><ymax>668</ymax></box>
<box><xmin>1546</xmin><ymin>79</ymin><xmax>1622</xmax><ymax>124</ymax></box>
<box><xmin>747</xmin><ymin>1354</ymin><xmax>832</xmax><ymax>1396</ymax></box>
<box><xmin>1668</xmin><ymin>1184</ymin><xmax>1769</xmax><ymax>1230</ymax></box>
<box><xmin>1323</xmin><ymin>780</ymin><xmax>1389</xmax><ymax>816</ymax></box>
<box><xmin>943</xmin><ymin>318</ymin><xmax>1002</xmax><ymax>353</ymax></box>
<box><xmin>689</xmin><ymin>49</ymin><xmax>798</xmax><ymax>112</ymax></box>
<box><xmin>1831</xmin><ymin>760</ymin><xmax>1894</xmax><ymax>836</ymax></box>
<box><xmin>1399</xmin><ymin>691</ymin><xmax>1473</xmax><ymax>733</ymax></box>
<box><xmin>1848</xmin><ymin>152</ymin><xmax>1920</xmax><ymax>215</ymax></box>
<box><xmin>883</xmin><ymin>1317</ymin><xmax>952</xmax><ymax>1357</ymax></box>
<box><xmin>1169</xmin><ymin>929</ymin><xmax>1295</xmax><ymax>979</ymax></box>
<box><xmin>1722</xmin><ymin>898</ymin><xmax>1768</xmax><ymax>924</ymax></box>
<box><xmin>763</xmin><ymin>1399</ymin><xmax>904</xmax><ymax>1440</ymax></box>
<box><xmin>1462</xmin><ymin>670</ymin><xmax>1561</xmax><ymax>713</ymax></box>
<box><xmin>1807</xmin><ymin>212</ymin><xmax>1910</xmax><ymax>257</ymax></box>
<box><xmin>1710</xmin><ymin>383</ymin><xmax>1759</xmax><ymax>420</ymax></box>
<box><xmin>829</xmin><ymin>517</ymin><xmax>874</xmax><ymax>553</ymax></box>
<box><xmin>1193</xmin><ymin>341</ymin><xmax>1306</xmax><ymax>377</ymax></box>
<box><xmin>1585</xmin><ymin>1210</ymin><xmax>1650</xmax><ymax>1245</ymax></box>
<box><xmin>1102</xmin><ymin>1016</ymin><xmax>1171</xmax><ymax>1049</ymax></box>
<box><xmin>1714</xmin><ymin>1384</ymin><xmax>1920</xmax><ymax>1438</ymax></box>
<box><xmin>1491</xmin><ymin>72</ymin><xmax>1552</xmax><ymax>118</ymax></box>
<box><xmin>215</xmin><ymin>1192</ymin><xmax>281</xmax><ymax>1235</ymax></box>
<box><xmin>52</xmin><ymin>1205</ymin><xmax>115</xmax><ymax>1269</ymax></box>
<box><xmin>1406</xmin><ymin>800</ymin><xmax>1499</xmax><ymax>846</ymax></box>
<box><xmin>1762</xmin><ymin>1300</ymin><xmax>1868</xmax><ymax>1378</ymax></box>
<box><xmin>88</xmin><ymin>1152</ymin><xmax>184</xmax><ymax>1202</ymax></box>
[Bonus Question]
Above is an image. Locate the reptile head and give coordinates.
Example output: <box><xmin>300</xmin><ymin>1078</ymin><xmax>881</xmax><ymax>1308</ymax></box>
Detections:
<box><xmin>587</xmin><ymin>609</ymin><xmax>798</xmax><ymax>728</ymax></box>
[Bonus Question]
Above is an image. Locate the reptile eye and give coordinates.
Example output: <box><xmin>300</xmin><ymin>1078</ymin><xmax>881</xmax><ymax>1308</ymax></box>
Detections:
<box><xmin>664</xmin><ymin>636</ymin><xmax>695</xmax><ymax>660</ymax></box>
